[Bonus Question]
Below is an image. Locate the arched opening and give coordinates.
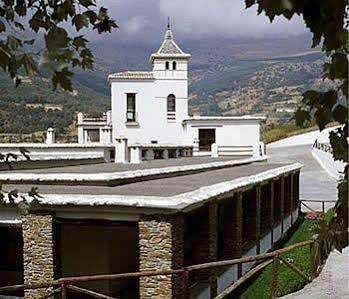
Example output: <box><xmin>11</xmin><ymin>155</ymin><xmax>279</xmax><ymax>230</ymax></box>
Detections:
<box><xmin>165</xmin><ymin>61</ymin><xmax>170</xmax><ymax>70</ymax></box>
<box><xmin>167</xmin><ymin>94</ymin><xmax>176</xmax><ymax>121</ymax></box>
<box><xmin>172</xmin><ymin>61</ymin><xmax>177</xmax><ymax>70</ymax></box>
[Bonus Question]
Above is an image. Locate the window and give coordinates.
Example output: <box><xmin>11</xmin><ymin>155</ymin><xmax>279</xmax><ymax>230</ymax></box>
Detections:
<box><xmin>172</xmin><ymin>61</ymin><xmax>177</xmax><ymax>70</ymax></box>
<box><xmin>167</xmin><ymin>94</ymin><xmax>176</xmax><ymax>121</ymax></box>
<box><xmin>126</xmin><ymin>93</ymin><xmax>136</xmax><ymax>122</ymax></box>
<box><xmin>165</xmin><ymin>61</ymin><xmax>170</xmax><ymax>70</ymax></box>
<box><xmin>86</xmin><ymin>129</ymin><xmax>100</xmax><ymax>143</ymax></box>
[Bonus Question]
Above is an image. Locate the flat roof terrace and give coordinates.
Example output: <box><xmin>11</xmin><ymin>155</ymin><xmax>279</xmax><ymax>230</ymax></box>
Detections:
<box><xmin>2</xmin><ymin>161</ymin><xmax>302</xmax><ymax>212</ymax></box>
<box><xmin>0</xmin><ymin>156</ymin><xmax>267</xmax><ymax>186</ymax></box>
<box><xmin>4</xmin><ymin>157</ymin><xmax>239</xmax><ymax>174</ymax></box>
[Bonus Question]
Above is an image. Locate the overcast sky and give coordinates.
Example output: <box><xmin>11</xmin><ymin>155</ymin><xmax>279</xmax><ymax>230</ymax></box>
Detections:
<box><xmin>95</xmin><ymin>0</ymin><xmax>307</xmax><ymax>42</ymax></box>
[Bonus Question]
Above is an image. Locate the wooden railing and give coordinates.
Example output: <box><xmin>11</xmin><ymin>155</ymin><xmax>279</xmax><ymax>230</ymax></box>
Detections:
<box><xmin>300</xmin><ymin>199</ymin><xmax>336</xmax><ymax>213</ymax></box>
<box><xmin>0</xmin><ymin>235</ymin><xmax>321</xmax><ymax>299</ymax></box>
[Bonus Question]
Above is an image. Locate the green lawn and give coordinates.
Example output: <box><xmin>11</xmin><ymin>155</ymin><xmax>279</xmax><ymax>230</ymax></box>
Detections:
<box><xmin>240</xmin><ymin>220</ymin><xmax>317</xmax><ymax>299</ymax></box>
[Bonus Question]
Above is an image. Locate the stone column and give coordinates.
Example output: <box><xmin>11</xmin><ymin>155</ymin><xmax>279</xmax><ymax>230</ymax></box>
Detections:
<box><xmin>130</xmin><ymin>147</ymin><xmax>142</xmax><ymax>164</ymax></box>
<box><xmin>22</xmin><ymin>214</ymin><xmax>54</xmax><ymax>299</ymax></box>
<box><xmin>139</xmin><ymin>214</ymin><xmax>184</xmax><ymax>299</ymax></box>
<box><xmin>45</xmin><ymin>127</ymin><xmax>55</xmax><ymax>144</ymax></box>
<box><xmin>209</xmin><ymin>201</ymin><xmax>218</xmax><ymax>298</ymax></box>
<box><xmin>77</xmin><ymin>112</ymin><xmax>84</xmax><ymax>144</ymax></box>
<box><xmin>115</xmin><ymin>136</ymin><xmax>128</xmax><ymax>163</ymax></box>
<box><xmin>211</xmin><ymin>143</ymin><xmax>218</xmax><ymax>158</ymax></box>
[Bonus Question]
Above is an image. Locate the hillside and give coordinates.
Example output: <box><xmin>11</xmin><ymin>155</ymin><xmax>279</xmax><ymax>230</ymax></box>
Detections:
<box><xmin>189</xmin><ymin>52</ymin><xmax>325</xmax><ymax>124</ymax></box>
<box><xmin>0</xmin><ymin>71</ymin><xmax>109</xmax><ymax>141</ymax></box>
<box><xmin>0</xmin><ymin>34</ymin><xmax>327</xmax><ymax>140</ymax></box>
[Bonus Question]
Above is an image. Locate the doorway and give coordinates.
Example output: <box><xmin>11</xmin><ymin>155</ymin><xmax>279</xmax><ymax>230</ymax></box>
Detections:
<box><xmin>199</xmin><ymin>129</ymin><xmax>216</xmax><ymax>151</ymax></box>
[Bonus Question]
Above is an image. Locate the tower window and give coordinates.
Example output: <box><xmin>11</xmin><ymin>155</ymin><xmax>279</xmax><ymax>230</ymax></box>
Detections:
<box><xmin>167</xmin><ymin>94</ymin><xmax>176</xmax><ymax>121</ymax></box>
<box><xmin>165</xmin><ymin>61</ymin><xmax>170</xmax><ymax>70</ymax></box>
<box><xmin>173</xmin><ymin>61</ymin><xmax>177</xmax><ymax>70</ymax></box>
<box><xmin>126</xmin><ymin>93</ymin><xmax>136</xmax><ymax>122</ymax></box>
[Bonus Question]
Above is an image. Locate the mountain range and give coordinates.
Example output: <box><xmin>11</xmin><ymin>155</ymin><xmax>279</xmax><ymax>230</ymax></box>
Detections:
<box><xmin>0</xmin><ymin>34</ymin><xmax>325</xmax><ymax>140</ymax></box>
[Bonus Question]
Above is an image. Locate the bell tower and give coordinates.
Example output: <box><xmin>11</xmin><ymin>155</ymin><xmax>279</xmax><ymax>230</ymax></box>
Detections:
<box><xmin>150</xmin><ymin>21</ymin><xmax>191</xmax><ymax>80</ymax></box>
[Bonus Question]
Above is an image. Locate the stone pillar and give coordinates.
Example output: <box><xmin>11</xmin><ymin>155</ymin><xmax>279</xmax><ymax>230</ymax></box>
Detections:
<box><xmin>146</xmin><ymin>149</ymin><xmax>154</xmax><ymax>160</ymax></box>
<box><xmin>22</xmin><ymin>214</ymin><xmax>54</xmax><ymax>299</ymax></box>
<box><xmin>193</xmin><ymin>138</ymin><xmax>200</xmax><ymax>156</ymax></box>
<box><xmin>77</xmin><ymin>112</ymin><xmax>84</xmax><ymax>144</ymax></box>
<box><xmin>130</xmin><ymin>147</ymin><xmax>142</xmax><ymax>164</ymax></box>
<box><xmin>163</xmin><ymin>149</ymin><xmax>169</xmax><ymax>159</ymax></box>
<box><xmin>209</xmin><ymin>201</ymin><xmax>218</xmax><ymax>298</ymax></box>
<box><xmin>139</xmin><ymin>214</ymin><xmax>184</xmax><ymax>299</ymax></box>
<box><xmin>106</xmin><ymin>110</ymin><xmax>112</xmax><ymax>125</ymax></box>
<box><xmin>45</xmin><ymin>127</ymin><xmax>55</xmax><ymax>144</ymax></box>
<box><xmin>115</xmin><ymin>136</ymin><xmax>128</xmax><ymax>163</ymax></box>
<box><xmin>211</xmin><ymin>143</ymin><xmax>218</xmax><ymax>158</ymax></box>
<box><xmin>255</xmin><ymin>185</ymin><xmax>261</xmax><ymax>254</ymax></box>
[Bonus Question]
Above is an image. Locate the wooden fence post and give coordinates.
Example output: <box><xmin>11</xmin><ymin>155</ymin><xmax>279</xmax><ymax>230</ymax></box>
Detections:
<box><xmin>61</xmin><ymin>284</ymin><xmax>67</xmax><ymax>299</ymax></box>
<box><xmin>310</xmin><ymin>241</ymin><xmax>317</xmax><ymax>279</ymax></box>
<box><xmin>271</xmin><ymin>255</ymin><xmax>279</xmax><ymax>299</ymax></box>
<box><xmin>183</xmin><ymin>270</ymin><xmax>190</xmax><ymax>299</ymax></box>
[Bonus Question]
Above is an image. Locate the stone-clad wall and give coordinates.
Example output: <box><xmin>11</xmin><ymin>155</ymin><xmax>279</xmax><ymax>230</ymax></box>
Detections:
<box><xmin>139</xmin><ymin>214</ymin><xmax>184</xmax><ymax>299</ymax></box>
<box><xmin>22</xmin><ymin>214</ymin><xmax>54</xmax><ymax>299</ymax></box>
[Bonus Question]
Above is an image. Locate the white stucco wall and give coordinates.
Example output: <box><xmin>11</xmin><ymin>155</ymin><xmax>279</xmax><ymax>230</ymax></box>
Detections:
<box><xmin>184</xmin><ymin>118</ymin><xmax>262</xmax><ymax>156</ymax></box>
<box><xmin>0</xmin><ymin>144</ymin><xmax>113</xmax><ymax>161</ymax></box>
<box><xmin>110</xmin><ymin>77</ymin><xmax>189</xmax><ymax>145</ymax></box>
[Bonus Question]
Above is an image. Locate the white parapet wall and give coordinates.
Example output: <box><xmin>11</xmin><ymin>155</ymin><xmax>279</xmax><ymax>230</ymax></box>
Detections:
<box><xmin>312</xmin><ymin>147</ymin><xmax>346</xmax><ymax>180</ymax></box>
<box><xmin>0</xmin><ymin>143</ymin><xmax>114</xmax><ymax>162</ymax></box>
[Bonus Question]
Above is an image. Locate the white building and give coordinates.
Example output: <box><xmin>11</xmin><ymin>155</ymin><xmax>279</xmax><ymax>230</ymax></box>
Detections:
<box><xmin>78</xmin><ymin>29</ymin><xmax>265</xmax><ymax>163</ymax></box>
<box><xmin>77</xmin><ymin>26</ymin><xmax>265</xmax><ymax>163</ymax></box>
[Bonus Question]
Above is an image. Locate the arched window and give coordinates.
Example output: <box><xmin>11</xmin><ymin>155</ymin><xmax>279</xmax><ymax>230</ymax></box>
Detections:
<box><xmin>172</xmin><ymin>61</ymin><xmax>177</xmax><ymax>70</ymax></box>
<box><xmin>167</xmin><ymin>94</ymin><xmax>176</xmax><ymax>121</ymax></box>
<box><xmin>165</xmin><ymin>61</ymin><xmax>170</xmax><ymax>70</ymax></box>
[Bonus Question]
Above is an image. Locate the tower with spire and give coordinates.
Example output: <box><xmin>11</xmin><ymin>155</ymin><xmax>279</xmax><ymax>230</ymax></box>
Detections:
<box><xmin>150</xmin><ymin>21</ymin><xmax>191</xmax><ymax>80</ymax></box>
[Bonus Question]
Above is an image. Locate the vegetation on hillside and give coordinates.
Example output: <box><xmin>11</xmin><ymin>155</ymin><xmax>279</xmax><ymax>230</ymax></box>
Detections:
<box><xmin>0</xmin><ymin>71</ymin><xmax>109</xmax><ymax>136</ymax></box>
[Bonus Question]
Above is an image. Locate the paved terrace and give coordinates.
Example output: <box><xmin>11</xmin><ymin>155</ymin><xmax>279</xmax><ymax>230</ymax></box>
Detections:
<box><xmin>2</xmin><ymin>161</ymin><xmax>301</xmax><ymax>212</ymax></box>
<box><xmin>4</xmin><ymin>157</ymin><xmax>237</xmax><ymax>174</ymax></box>
<box><xmin>0</xmin><ymin>156</ymin><xmax>266</xmax><ymax>186</ymax></box>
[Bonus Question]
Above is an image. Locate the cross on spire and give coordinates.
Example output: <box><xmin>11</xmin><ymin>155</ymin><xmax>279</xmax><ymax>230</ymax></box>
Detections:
<box><xmin>167</xmin><ymin>16</ymin><xmax>171</xmax><ymax>30</ymax></box>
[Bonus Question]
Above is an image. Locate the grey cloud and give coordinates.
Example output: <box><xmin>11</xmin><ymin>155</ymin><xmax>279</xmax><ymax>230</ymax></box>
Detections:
<box><xmin>96</xmin><ymin>0</ymin><xmax>306</xmax><ymax>41</ymax></box>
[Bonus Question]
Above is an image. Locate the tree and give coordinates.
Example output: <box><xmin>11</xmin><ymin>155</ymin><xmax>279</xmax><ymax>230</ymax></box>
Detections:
<box><xmin>0</xmin><ymin>0</ymin><xmax>117</xmax><ymax>91</ymax></box>
<box><xmin>245</xmin><ymin>0</ymin><xmax>348</xmax><ymax>250</ymax></box>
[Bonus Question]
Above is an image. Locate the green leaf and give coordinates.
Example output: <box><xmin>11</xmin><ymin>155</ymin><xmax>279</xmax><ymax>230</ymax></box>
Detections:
<box><xmin>245</xmin><ymin>0</ymin><xmax>255</xmax><ymax>8</ymax></box>
<box><xmin>72</xmin><ymin>36</ymin><xmax>88</xmax><ymax>49</ymax></box>
<box><xmin>72</xmin><ymin>14</ymin><xmax>89</xmax><ymax>31</ymax></box>
<box><xmin>52</xmin><ymin>67</ymin><xmax>73</xmax><ymax>91</ymax></box>
<box><xmin>294</xmin><ymin>109</ymin><xmax>311</xmax><ymax>127</ymax></box>
<box><xmin>79</xmin><ymin>0</ymin><xmax>95</xmax><ymax>8</ymax></box>
<box><xmin>45</xmin><ymin>27</ymin><xmax>69</xmax><ymax>51</ymax></box>
<box><xmin>0</xmin><ymin>21</ymin><xmax>5</xmax><ymax>32</ymax></box>
<box><xmin>23</xmin><ymin>54</ymin><xmax>38</xmax><ymax>75</ymax></box>
<box><xmin>14</xmin><ymin>21</ymin><xmax>24</xmax><ymax>30</ymax></box>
